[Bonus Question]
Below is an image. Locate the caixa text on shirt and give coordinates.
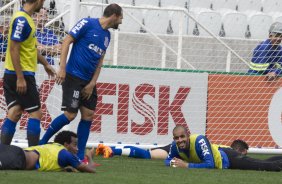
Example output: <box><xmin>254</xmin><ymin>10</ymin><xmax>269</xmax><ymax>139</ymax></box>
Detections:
<box><xmin>88</xmin><ymin>43</ymin><xmax>105</xmax><ymax>55</ymax></box>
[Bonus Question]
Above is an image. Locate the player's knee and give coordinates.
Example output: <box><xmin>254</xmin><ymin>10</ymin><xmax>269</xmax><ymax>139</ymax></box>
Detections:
<box><xmin>64</xmin><ymin>112</ymin><xmax>77</xmax><ymax>121</ymax></box>
<box><xmin>29</xmin><ymin>110</ymin><xmax>42</xmax><ymax>119</ymax></box>
<box><xmin>81</xmin><ymin>112</ymin><xmax>94</xmax><ymax>121</ymax></box>
<box><xmin>7</xmin><ymin>106</ymin><xmax>23</xmax><ymax>122</ymax></box>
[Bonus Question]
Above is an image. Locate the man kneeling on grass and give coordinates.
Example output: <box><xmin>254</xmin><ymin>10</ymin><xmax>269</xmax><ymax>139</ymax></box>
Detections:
<box><xmin>0</xmin><ymin>131</ymin><xmax>95</xmax><ymax>173</ymax></box>
<box><xmin>166</xmin><ymin>125</ymin><xmax>282</xmax><ymax>171</ymax></box>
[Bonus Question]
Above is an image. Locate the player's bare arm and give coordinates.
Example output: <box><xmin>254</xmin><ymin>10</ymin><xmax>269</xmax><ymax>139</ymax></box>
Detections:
<box><xmin>76</xmin><ymin>147</ymin><xmax>96</xmax><ymax>173</ymax></box>
<box><xmin>56</xmin><ymin>34</ymin><xmax>75</xmax><ymax>85</ymax></box>
<box><xmin>37</xmin><ymin>50</ymin><xmax>56</xmax><ymax>78</ymax></box>
<box><xmin>10</xmin><ymin>40</ymin><xmax>26</xmax><ymax>95</ymax></box>
<box><xmin>37</xmin><ymin>41</ymin><xmax>62</xmax><ymax>56</ymax></box>
<box><xmin>81</xmin><ymin>55</ymin><xmax>104</xmax><ymax>100</ymax></box>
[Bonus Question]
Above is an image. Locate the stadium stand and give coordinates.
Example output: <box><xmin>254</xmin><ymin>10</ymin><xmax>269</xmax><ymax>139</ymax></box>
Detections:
<box><xmin>135</xmin><ymin>0</ymin><xmax>159</xmax><ymax>7</ymax></box>
<box><xmin>108</xmin><ymin>0</ymin><xmax>133</xmax><ymax>5</ymax></box>
<box><xmin>168</xmin><ymin>11</ymin><xmax>189</xmax><ymax>35</ymax></box>
<box><xmin>118</xmin><ymin>8</ymin><xmax>143</xmax><ymax>32</ymax></box>
<box><xmin>237</xmin><ymin>0</ymin><xmax>263</xmax><ymax>12</ymax></box>
<box><xmin>220</xmin><ymin>10</ymin><xmax>248</xmax><ymax>38</ymax></box>
<box><xmin>161</xmin><ymin>0</ymin><xmax>189</xmax><ymax>8</ymax></box>
<box><xmin>211</xmin><ymin>0</ymin><xmax>237</xmax><ymax>11</ymax></box>
<box><xmin>50</xmin><ymin>0</ymin><xmax>281</xmax><ymax>39</ymax></box>
<box><xmin>142</xmin><ymin>10</ymin><xmax>170</xmax><ymax>34</ymax></box>
<box><xmin>262</xmin><ymin>0</ymin><xmax>282</xmax><ymax>13</ymax></box>
<box><xmin>270</xmin><ymin>12</ymin><xmax>282</xmax><ymax>23</ymax></box>
<box><xmin>247</xmin><ymin>12</ymin><xmax>273</xmax><ymax>39</ymax></box>
<box><xmin>189</xmin><ymin>9</ymin><xmax>221</xmax><ymax>37</ymax></box>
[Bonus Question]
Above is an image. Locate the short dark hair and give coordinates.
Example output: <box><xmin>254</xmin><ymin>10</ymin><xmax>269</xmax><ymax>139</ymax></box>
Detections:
<box><xmin>231</xmin><ymin>139</ymin><xmax>249</xmax><ymax>152</ymax></box>
<box><xmin>103</xmin><ymin>3</ymin><xmax>122</xmax><ymax>17</ymax></box>
<box><xmin>25</xmin><ymin>0</ymin><xmax>38</xmax><ymax>3</ymax></box>
<box><xmin>54</xmin><ymin>131</ymin><xmax>77</xmax><ymax>145</ymax></box>
<box><xmin>172</xmin><ymin>125</ymin><xmax>189</xmax><ymax>135</ymax></box>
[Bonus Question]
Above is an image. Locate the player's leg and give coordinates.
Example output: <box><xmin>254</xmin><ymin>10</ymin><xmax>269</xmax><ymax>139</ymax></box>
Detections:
<box><xmin>150</xmin><ymin>144</ymin><xmax>171</xmax><ymax>159</ymax></box>
<box><xmin>39</xmin><ymin>74</ymin><xmax>80</xmax><ymax>145</ymax></box>
<box><xmin>222</xmin><ymin>148</ymin><xmax>282</xmax><ymax>171</ymax></box>
<box><xmin>1</xmin><ymin>74</ymin><xmax>23</xmax><ymax>145</ymax></box>
<box><xmin>20</xmin><ymin>75</ymin><xmax>43</xmax><ymax>146</ymax></box>
<box><xmin>264</xmin><ymin>156</ymin><xmax>282</xmax><ymax>161</ymax></box>
<box><xmin>105</xmin><ymin>146</ymin><xmax>151</xmax><ymax>159</ymax></box>
<box><xmin>77</xmin><ymin>86</ymin><xmax>97</xmax><ymax>160</ymax></box>
<box><xmin>1</xmin><ymin>105</ymin><xmax>22</xmax><ymax>145</ymax></box>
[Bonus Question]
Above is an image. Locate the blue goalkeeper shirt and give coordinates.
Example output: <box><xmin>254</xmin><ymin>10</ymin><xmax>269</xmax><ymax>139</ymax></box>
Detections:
<box><xmin>67</xmin><ymin>18</ymin><xmax>111</xmax><ymax>81</ymax></box>
<box><xmin>165</xmin><ymin>134</ymin><xmax>230</xmax><ymax>169</ymax></box>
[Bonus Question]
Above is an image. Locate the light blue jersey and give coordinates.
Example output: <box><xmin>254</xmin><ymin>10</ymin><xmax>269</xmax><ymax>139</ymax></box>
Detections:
<box><xmin>67</xmin><ymin>18</ymin><xmax>111</xmax><ymax>81</ymax></box>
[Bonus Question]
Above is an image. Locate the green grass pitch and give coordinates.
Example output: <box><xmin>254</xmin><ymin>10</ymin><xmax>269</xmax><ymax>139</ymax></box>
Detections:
<box><xmin>0</xmin><ymin>154</ymin><xmax>281</xmax><ymax>184</ymax></box>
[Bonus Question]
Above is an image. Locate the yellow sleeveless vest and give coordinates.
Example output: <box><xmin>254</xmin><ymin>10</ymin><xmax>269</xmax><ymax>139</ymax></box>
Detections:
<box><xmin>5</xmin><ymin>11</ymin><xmax>37</xmax><ymax>72</ymax></box>
<box><xmin>178</xmin><ymin>134</ymin><xmax>225</xmax><ymax>169</ymax></box>
<box><xmin>24</xmin><ymin>143</ymin><xmax>65</xmax><ymax>171</ymax></box>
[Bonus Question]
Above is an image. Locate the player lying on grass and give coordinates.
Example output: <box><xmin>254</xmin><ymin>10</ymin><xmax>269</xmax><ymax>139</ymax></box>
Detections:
<box><xmin>165</xmin><ymin>125</ymin><xmax>282</xmax><ymax>171</ymax></box>
<box><xmin>96</xmin><ymin>139</ymin><xmax>246</xmax><ymax>159</ymax></box>
<box><xmin>230</xmin><ymin>139</ymin><xmax>282</xmax><ymax>161</ymax></box>
<box><xmin>0</xmin><ymin>131</ymin><xmax>95</xmax><ymax>173</ymax></box>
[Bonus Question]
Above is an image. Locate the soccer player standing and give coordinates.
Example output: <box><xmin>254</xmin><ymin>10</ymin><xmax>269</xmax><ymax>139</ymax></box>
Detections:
<box><xmin>40</xmin><ymin>4</ymin><xmax>123</xmax><ymax>161</ymax></box>
<box><xmin>1</xmin><ymin>0</ymin><xmax>56</xmax><ymax>146</ymax></box>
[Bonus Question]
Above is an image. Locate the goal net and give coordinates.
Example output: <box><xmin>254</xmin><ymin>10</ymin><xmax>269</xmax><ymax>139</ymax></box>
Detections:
<box><xmin>1</xmin><ymin>0</ymin><xmax>282</xmax><ymax>153</ymax></box>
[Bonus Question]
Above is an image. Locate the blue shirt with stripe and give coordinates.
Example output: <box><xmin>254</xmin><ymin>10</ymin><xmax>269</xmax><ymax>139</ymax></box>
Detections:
<box><xmin>248</xmin><ymin>39</ymin><xmax>282</xmax><ymax>75</ymax></box>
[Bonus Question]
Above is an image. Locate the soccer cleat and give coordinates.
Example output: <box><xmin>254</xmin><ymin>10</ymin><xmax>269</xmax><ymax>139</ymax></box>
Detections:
<box><xmin>95</xmin><ymin>144</ymin><xmax>105</xmax><ymax>156</ymax></box>
<box><xmin>103</xmin><ymin>145</ymin><xmax>113</xmax><ymax>158</ymax></box>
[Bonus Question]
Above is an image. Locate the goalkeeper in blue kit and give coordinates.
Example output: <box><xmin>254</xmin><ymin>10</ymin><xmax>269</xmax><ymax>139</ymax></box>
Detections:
<box><xmin>166</xmin><ymin>125</ymin><xmax>282</xmax><ymax>171</ymax></box>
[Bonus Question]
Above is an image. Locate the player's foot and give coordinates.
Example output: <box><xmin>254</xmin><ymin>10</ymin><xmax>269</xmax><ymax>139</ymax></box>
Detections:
<box><xmin>103</xmin><ymin>146</ymin><xmax>113</xmax><ymax>158</ymax></box>
<box><xmin>95</xmin><ymin>144</ymin><xmax>105</xmax><ymax>156</ymax></box>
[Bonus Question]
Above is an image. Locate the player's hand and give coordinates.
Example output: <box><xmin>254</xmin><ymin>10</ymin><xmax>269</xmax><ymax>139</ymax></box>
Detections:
<box><xmin>266</xmin><ymin>72</ymin><xmax>278</xmax><ymax>81</ymax></box>
<box><xmin>44</xmin><ymin>65</ymin><xmax>56</xmax><ymax>79</ymax></box>
<box><xmin>86</xmin><ymin>146</ymin><xmax>95</xmax><ymax>159</ymax></box>
<box><xmin>16</xmin><ymin>77</ymin><xmax>27</xmax><ymax>95</ymax></box>
<box><xmin>55</xmin><ymin>68</ymin><xmax>66</xmax><ymax>85</ymax></box>
<box><xmin>173</xmin><ymin>158</ymin><xmax>189</xmax><ymax>168</ymax></box>
<box><xmin>81</xmin><ymin>84</ymin><xmax>95</xmax><ymax>100</ymax></box>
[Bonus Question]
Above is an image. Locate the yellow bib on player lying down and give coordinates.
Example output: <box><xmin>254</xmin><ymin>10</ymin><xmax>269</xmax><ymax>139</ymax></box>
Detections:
<box><xmin>25</xmin><ymin>143</ymin><xmax>65</xmax><ymax>171</ymax></box>
<box><xmin>178</xmin><ymin>134</ymin><xmax>227</xmax><ymax>169</ymax></box>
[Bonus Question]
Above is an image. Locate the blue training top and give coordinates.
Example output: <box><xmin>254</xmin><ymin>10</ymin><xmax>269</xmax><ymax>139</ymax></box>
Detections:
<box><xmin>248</xmin><ymin>39</ymin><xmax>282</xmax><ymax>75</ymax></box>
<box><xmin>57</xmin><ymin>149</ymin><xmax>81</xmax><ymax>168</ymax></box>
<box><xmin>67</xmin><ymin>18</ymin><xmax>111</xmax><ymax>81</ymax></box>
